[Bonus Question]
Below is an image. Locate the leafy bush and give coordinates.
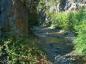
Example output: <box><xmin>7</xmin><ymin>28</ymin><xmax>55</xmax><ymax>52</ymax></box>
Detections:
<box><xmin>0</xmin><ymin>37</ymin><xmax>48</xmax><ymax>64</ymax></box>
<box><xmin>50</xmin><ymin>12</ymin><xmax>69</xmax><ymax>30</ymax></box>
<box><xmin>73</xmin><ymin>8</ymin><xmax>86</xmax><ymax>55</ymax></box>
<box><xmin>49</xmin><ymin>12</ymin><xmax>78</xmax><ymax>30</ymax></box>
<box><xmin>74</xmin><ymin>21</ymin><xmax>86</xmax><ymax>54</ymax></box>
<box><xmin>50</xmin><ymin>8</ymin><xmax>86</xmax><ymax>30</ymax></box>
<box><xmin>74</xmin><ymin>9</ymin><xmax>86</xmax><ymax>31</ymax></box>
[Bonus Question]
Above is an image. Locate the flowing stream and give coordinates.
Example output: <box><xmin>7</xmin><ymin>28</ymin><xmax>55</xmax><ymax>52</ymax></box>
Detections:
<box><xmin>32</xmin><ymin>26</ymin><xmax>78</xmax><ymax>64</ymax></box>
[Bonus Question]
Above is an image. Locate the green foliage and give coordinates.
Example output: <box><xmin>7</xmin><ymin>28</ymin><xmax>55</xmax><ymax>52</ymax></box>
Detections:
<box><xmin>74</xmin><ymin>21</ymin><xmax>86</xmax><ymax>54</ymax></box>
<box><xmin>50</xmin><ymin>12</ymin><xmax>70</xmax><ymax>30</ymax></box>
<box><xmin>49</xmin><ymin>12</ymin><xmax>75</xmax><ymax>30</ymax></box>
<box><xmin>74</xmin><ymin>9</ymin><xmax>86</xmax><ymax>31</ymax></box>
<box><xmin>0</xmin><ymin>37</ymin><xmax>47</xmax><ymax>64</ymax></box>
<box><xmin>50</xmin><ymin>8</ymin><xmax>86</xmax><ymax>30</ymax></box>
<box><xmin>73</xmin><ymin>8</ymin><xmax>86</xmax><ymax>55</ymax></box>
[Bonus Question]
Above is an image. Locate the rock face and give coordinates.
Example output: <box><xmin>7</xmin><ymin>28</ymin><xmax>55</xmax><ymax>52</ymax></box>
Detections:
<box><xmin>0</xmin><ymin>0</ymin><xmax>11</xmax><ymax>39</ymax></box>
<box><xmin>12</xmin><ymin>0</ymin><xmax>29</xmax><ymax>37</ymax></box>
<box><xmin>62</xmin><ymin>0</ymin><xmax>86</xmax><ymax>11</ymax></box>
<box><xmin>48</xmin><ymin>0</ymin><xmax>86</xmax><ymax>12</ymax></box>
<box><xmin>0</xmin><ymin>0</ymin><xmax>40</xmax><ymax>38</ymax></box>
<box><xmin>0</xmin><ymin>0</ymin><xmax>30</xmax><ymax>38</ymax></box>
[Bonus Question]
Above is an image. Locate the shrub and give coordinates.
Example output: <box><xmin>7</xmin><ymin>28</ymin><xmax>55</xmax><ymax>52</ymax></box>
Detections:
<box><xmin>50</xmin><ymin>8</ymin><xmax>86</xmax><ymax>31</ymax></box>
<box><xmin>73</xmin><ymin>8</ymin><xmax>86</xmax><ymax>55</ymax></box>
<box><xmin>74</xmin><ymin>9</ymin><xmax>86</xmax><ymax>31</ymax></box>
<box><xmin>49</xmin><ymin>12</ymin><xmax>77</xmax><ymax>30</ymax></box>
<box><xmin>0</xmin><ymin>37</ymin><xmax>48</xmax><ymax>64</ymax></box>
<box><xmin>50</xmin><ymin>12</ymin><xmax>69</xmax><ymax>30</ymax></box>
<box><xmin>74</xmin><ymin>21</ymin><xmax>86</xmax><ymax>54</ymax></box>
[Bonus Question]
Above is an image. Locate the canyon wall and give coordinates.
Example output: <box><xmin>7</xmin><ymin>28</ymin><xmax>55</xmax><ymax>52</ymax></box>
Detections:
<box><xmin>0</xmin><ymin>0</ymin><xmax>37</xmax><ymax>38</ymax></box>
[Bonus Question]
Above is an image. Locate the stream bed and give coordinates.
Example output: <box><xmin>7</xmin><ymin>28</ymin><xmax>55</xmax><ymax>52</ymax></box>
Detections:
<box><xmin>32</xmin><ymin>26</ymin><xmax>82</xmax><ymax>64</ymax></box>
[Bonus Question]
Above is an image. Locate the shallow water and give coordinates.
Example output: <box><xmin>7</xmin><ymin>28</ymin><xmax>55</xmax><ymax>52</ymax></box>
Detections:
<box><xmin>32</xmin><ymin>26</ymin><xmax>78</xmax><ymax>64</ymax></box>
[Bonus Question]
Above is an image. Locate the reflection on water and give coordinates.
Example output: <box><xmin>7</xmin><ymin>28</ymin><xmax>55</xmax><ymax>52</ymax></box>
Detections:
<box><xmin>47</xmin><ymin>37</ymin><xmax>65</xmax><ymax>43</ymax></box>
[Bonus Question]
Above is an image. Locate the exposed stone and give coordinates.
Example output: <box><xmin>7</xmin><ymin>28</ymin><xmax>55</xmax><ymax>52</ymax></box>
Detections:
<box><xmin>12</xmin><ymin>0</ymin><xmax>29</xmax><ymax>37</ymax></box>
<box><xmin>0</xmin><ymin>0</ymin><xmax>11</xmax><ymax>39</ymax></box>
<box><xmin>0</xmin><ymin>0</ymin><xmax>39</xmax><ymax>38</ymax></box>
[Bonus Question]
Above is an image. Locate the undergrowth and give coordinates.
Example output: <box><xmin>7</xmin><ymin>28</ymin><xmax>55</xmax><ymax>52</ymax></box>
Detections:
<box><xmin>0</xmin><ymin>37</ymin><xmax>48</xmax><ymax>64</ymax></box>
